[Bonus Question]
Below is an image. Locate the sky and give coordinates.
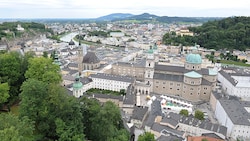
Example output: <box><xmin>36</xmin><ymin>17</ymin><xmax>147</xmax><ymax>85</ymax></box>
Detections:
<box><xmin>1</xmin><ymin>0</ymin><xmax>250</xmax><ymax>18</ymax></box>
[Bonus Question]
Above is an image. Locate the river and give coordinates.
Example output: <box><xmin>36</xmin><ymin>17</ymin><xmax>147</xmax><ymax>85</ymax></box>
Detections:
<box><xmin>60</xmin><ymin>32</ymin><xmax>79</xmax><ymax>45</ymax></box>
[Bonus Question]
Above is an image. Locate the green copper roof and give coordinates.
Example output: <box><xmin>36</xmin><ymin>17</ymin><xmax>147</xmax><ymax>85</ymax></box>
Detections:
<box><xmin>73</xmin><ymin>75</ymin><xmax>83</xmax><ymax>89</ymax></box>
<box><xmin>209</xmin><ymin>69</ymin><xmax>217</xmax><ymax>75</ymax></box>
<box><xmin>153</xmin><ymin>44</ymin><xmax>157</xmax><ymax>50</ymax></box>
<box><xmin>184</xmin><ymin>71</ymin><xmax>202</xmax><ymax>78</ymax></box>
<box><xmin>186</xmin><ymin>53</ymin><xmax>202</xmax><ymax>64</ymax></box>
<box><xmin>148</xmin><ymin>49</ymin><xmax>154</xmax><ymax>54</ymax></box>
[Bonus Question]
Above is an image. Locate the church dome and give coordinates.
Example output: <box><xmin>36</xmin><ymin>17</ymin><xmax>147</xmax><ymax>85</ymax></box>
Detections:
<box><xmin>69</xmin><ymin>39</ymin><xmax>75</xmax><ymax>45</ymax></box>
<box><xmin>186</xmin><ymin>54</ymin><xmax>202</xmax><ymax>64</ymax></box>
<box><xmin>73</xmin><ymin>76</ymin><xmax>83</xmax><ymax>89</ymax></box>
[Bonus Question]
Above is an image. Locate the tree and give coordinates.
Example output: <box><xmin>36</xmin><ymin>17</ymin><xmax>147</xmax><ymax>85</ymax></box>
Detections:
<box><xmin>119</xmin><ymin>89</ymin><xmax>126</xmax><ymax>95</ymax></box>
<box><xmin>0</xmin><ymin>82</ymin><xmax>10</xmax><ymax>104</ymax></box>
<box><xmin>179</xmin><ymin>109</ymin><xmax>189</xmax><ymax>117</ymax></box>
<box><xmin>194</xmin><ymin>110</ymin><xmax>204</xmax><ymax>120</ymax></box>
<box><xmin>80</xmin><ymin>97</ymin><xmax>129</xmax><ymax>141</ymax></box>
<box><xmin>25</xmin><ymin>57</ymin><xmax>61</xmax><ymax>84</ymax></box>
<box><xmin>138</xmin><ymin>132</ymin><xmax>156</xmax><ymax>141</ymax></box>
<box><xmin>0</xmin><ymin>113</ymin><xmax>34</xmax><ymax>141</ymax></box>
<box><xmin>0</xmin><ymin>52</ymin><xmax>22</xmax><ymax>103</ymax></box>
<box><xmin>42</xmin><ymin>51</ymin><xmax>48</xmax><ymax>58</ymax></box>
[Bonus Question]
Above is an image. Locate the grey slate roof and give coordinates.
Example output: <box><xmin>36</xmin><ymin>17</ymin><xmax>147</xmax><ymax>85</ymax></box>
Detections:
<box><xmin>201</xmin><ymin>78</ymin><xmax>212</xmax><ymax>85</ymax></box>
<box><xmin>155</xmin><ymin>63</ymin><xmax>211</xmax><ymax>76</ymax></box>
<box><xmin>123</xmin><ymin>84</ymin><xmax>135</xmax><ymax>105</ymax></box>
<box><xmin>82</xmin><ymin>51</ymin><xmax>100</xmax><ymax>64</ymax></box>
<box><xmin>68</xmin><ymin>62</ymin><xmax>78</xmax><ymax>68</ymax></box>
<box><xmin>131</xmin><ymin>106</ymin><xmax>148</xmax><ymax>121</ymax></box>
<box><xmin>168</xmin><ymin>112</ymin><xmax>227</xmax><ymax>137</ymax></box>
<box><xmin>157</xmin><ymin>135</ymin><xmax>183</xmax><ymax>141</ymax></box>
<box><xmin>219</xmin><ymin>70</ymin><xmax>237</xmax><ymax>86</ymax></box>
<box><xmin>80</xmin><ymin>77</ymin><xmax>92</xmax><ymax>85</ymax></box>
<box><xmin>219</xmin><ymin>99</ymin><xmax>250</xmax><ymax>126</ymax></box>
<box><xmin>145</xmin><ymin>100</ymin><xmax>163</xmax><ymax>128</ymax></box>
<box><xmin>151</xmin><ymin>123</ymin><xmax>184</xmax><ymax>138</ymax></box>
<box><xmin>115</xmin><ymin>58</ymin><xmax>146</xmax><ymax>68</ymax></box>
<box><xmin>155</xmin><ymin>63</ymin><xmax>186</xmax><ymax>73</ymax></box>
<box><xmin>153</xmin><ymin>73</ymin><xmax>184</xmax><ymax>82</ymax></box>
<box><xmin>90</xmin><ymin>73</ymin><xmax>135</xmax><ymax>83</ymax></box>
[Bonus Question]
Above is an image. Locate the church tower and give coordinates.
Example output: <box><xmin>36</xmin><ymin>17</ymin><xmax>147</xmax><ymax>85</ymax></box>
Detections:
<box><xmin>144</xmin><ymin>46</ymin><xmax>155</xmax><ymax>91</ymax></box>
<box><xmin>78</xmin><ymin>40</ymin><xmax>83</xmax><ymax>74</ymax></box>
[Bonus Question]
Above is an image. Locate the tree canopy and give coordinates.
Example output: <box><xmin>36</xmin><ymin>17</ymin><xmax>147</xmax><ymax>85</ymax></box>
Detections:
<box><xmin>138</xmin><ymin>132</ymin><xmax>156</xmax><ymax>141</ymax></box>
<box><xmin>25</xmin><ymin>57</ymin><xmax>61</xmax><ymax>84</ymax></box>
<box><xmin>0</xmin><ymin>113</ymin><xmax>34</xmax><ymax>141</ymax></box>
<box><xmin>194</xmin><ymin>110</ymin><xmax>205</xmax><ymax>120</ymax></box>
<box><xmin>162</xmin><ymin>16</ymin><xmax>250</xmax><ymax>51</ymax></box>
<box><xmin>179</xmin><ymin>109</ymin><xmax>189</xmax><ymax>117</ymax></box>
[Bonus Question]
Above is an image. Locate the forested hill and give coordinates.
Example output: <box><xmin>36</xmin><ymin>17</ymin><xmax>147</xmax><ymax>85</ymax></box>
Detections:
<box><xmin>162</xmin><ymin>16</ymin><xmax>250</xmax><ymax>51</ymax></box>
<box><xmin>0</xmin><ymin>22</ymin><xmax>52</xmax><ymax>40</ymax></box>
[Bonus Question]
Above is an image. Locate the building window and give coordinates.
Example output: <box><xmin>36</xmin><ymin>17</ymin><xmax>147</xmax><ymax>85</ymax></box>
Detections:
<box><xmin>191</xmin><ymin>81</ymin><xmax>194</xmax><ymax>84</ymax></box>
<box><xmin>170</xmin><ymin>83</ymin><xmax>173</xmax><ymax>85</ymax></box>
<box><xmin>177</xmin><ymin>89</ymin><xmax>180</xmax><ymax>91</ymax></box>
<box><xmin>190</xmin><ymin>88</ymin><xmax>193</xmax><ymax>91</ymax></box>
<box><xmin>204</xmin><ymin>87</ymin><xmax>207</xmax><ymax>90</ymax></box>
<box><xmin>193</xmin><ymin>66</ymin><xmax>195</xmax><ymax>69</ymax></box>
<box><xmin>163</xmin><ymin>87</ymin><xmax>165</xmax><ymax>89</ymax></box>
<box><xmin>156</xmin><ymin>86</ymin><xmax>158</xmax><ymax>88</ymax></box>
<box><xmin>163</xmin><ymin>82</ymin><xmax>166</xmax><ymax>84</ymax></box>
<box><xmin>156</xmin><ymin>81</ymin><xmax>159</xmax><ymax>83</ymax></box>
<box><xmin>177</xmin><ymin>84</ymin><xmax>180</xmax><ymax>86</ymax></box>
<box><xmin>204</xmin><ymin>92</ymin><xmax>206</xmax><ymax>94</ymax></box>
<box><xmin>190</xmin><ymin>93</ymin><xmax>193</xmax><ymax>95</ymax></box>
<box><xmin>170</xmin><ymin>88</ymin><xmax>172</xmax><ymax>90</ymax></box>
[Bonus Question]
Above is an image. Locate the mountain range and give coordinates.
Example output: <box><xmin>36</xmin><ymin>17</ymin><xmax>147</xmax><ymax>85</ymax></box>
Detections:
<box><xmin>95</xmin><ymin>13</ymin><xmax>222</xmax><ymax>23</ymax></box>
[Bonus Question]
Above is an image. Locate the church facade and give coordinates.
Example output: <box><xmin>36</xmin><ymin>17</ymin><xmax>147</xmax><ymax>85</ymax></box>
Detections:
<box><xmin>111</xmin><ymin>45</ymin><xmax>217</xmax><ymax>102</ymax></box>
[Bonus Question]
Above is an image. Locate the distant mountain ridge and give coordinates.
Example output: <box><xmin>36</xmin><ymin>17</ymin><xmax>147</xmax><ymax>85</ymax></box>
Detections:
<box><xmin>96</xmin><ymin>13</ymin><xmax>134</xmax><ymax>21</ymax></box>
<box><xmin>96</xmin><ymin>13</ymin><xmax>222</xmax><ymax>23</ymax></box>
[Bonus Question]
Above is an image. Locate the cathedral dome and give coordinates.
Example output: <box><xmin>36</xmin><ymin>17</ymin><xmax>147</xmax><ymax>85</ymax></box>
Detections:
<box><xmin>186</xmin><ymin>54</ymin><xmax>202</xmax><ymax>64</ymax></box>
<box><xmin>69</xmin><ymin>39</ymin><xmax>75</xmax><ymax>45</ymax></box>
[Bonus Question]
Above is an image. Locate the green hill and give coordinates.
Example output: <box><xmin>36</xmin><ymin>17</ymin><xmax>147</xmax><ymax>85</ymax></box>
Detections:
<box><xmin>162</xmin><ymin>16</ymin><xmax>250</xmax><ymax>51</ymax></box>
<box><xmin>0</xmin><ymin>22</ymin><xmax>51</xmax><ymax>40</ymax></box>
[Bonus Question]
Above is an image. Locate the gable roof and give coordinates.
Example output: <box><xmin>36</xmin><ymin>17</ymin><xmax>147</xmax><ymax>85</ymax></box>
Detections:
<box><xmin>82</xmin><ymin>51</ymin><xmax>100</xmax><ymax>64</ymax></box>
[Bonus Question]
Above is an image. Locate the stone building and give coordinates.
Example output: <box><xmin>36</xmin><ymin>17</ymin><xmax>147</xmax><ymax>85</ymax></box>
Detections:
<box><xmin>111</xmin><ymin>45</ymin><xmax>217</xmax><ymax>102</ymax></box>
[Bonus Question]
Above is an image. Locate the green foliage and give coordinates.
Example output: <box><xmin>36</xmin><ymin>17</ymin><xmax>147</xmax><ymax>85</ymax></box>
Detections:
<box><xmin>0</xmin><ymin>22</ymin><xmax>47</xmax><ymax>39</ymax></box>
<box><xmin>42</xmin><ymin>51</ymin><xmax>48</xmax><ymax>58</ymax></box>
<box><xmin>119</xmin><ymin>89</ymin><xmax>126</xmax><ymax>95</ymax></box>
<box><xmin>80</xmin><ymin>97</ymin><xmax>129</xmax><ymax>141</ymax></box>
<box><xmin>138</xmin><ymin>132</ymin><xmax>156</xmax><ymax>141</ymax></box>
<box><xmin>162</xmin><ymin>16</ymin><xmax>250</xmax><ymax>51</ymax></box>
<box><xmin>194</xmin><ymin>110</ymin><xmax>204</xmax><ymax>120</ymax></box>
<box><xmin>88</xmin><ymin>30</ymin><xmax>108</xmax><ymax>37</ymax></box>
<box><xmin>0</xmin><ymin>82</ymin><xmax>10</xmax><ymax>104</ymax></box>
<box><xmin>0</xmin><ymin>51</ymin><xmax>32</xmax><ymax>105</ymax></box>
<box><xmin>179</xmin><ymin>109</ymin><xmax>189</xmax><ymax>117</ymax></box>
<box><xmin>20</xmin><ymin>79</ymin><xmax>85</xmax><ymax>140</ymax></box>
<box><xmin>202</xmin><ymin>138</ymin><xmax>208</xmax><ymax>141</ymax></box>
<box><xmin>25</xmin><ymin>57</ymin><xmax>61</xmax><ymax>84</ymax></box>
<box><xmin>86</xmin><ymin>88</ymin><xmax>122</xmax><ymax>96</ymax></box>
<box><xmin>0</xmin><ymin>113</ymin><xmax>34</xmax><ymax>141</ymax></box>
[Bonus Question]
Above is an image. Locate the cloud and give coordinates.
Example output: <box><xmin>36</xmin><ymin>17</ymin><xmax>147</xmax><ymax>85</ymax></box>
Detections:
<box><xmin>0</xmin><ymin>0</ymin><xmax>250</xmax><ymax>18</ymax></box>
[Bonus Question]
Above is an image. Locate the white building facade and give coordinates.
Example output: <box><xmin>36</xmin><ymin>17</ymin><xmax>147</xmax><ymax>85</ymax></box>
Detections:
<box><xmin>90</xmin><ymin>73</ymin><xmax>135</xmax><ymax>92</ymax></box>
<box><xmin>214</xmin><ymin>99</ymin><xmax>250</xmax><ymax>140</ymax></box>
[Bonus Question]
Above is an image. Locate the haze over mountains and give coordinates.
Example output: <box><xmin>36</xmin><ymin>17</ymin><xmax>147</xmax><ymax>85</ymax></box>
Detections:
<box><xmin>95</xmin><ymin>13</ymin><xmax>222</xmax><ymax>23</ymax></box>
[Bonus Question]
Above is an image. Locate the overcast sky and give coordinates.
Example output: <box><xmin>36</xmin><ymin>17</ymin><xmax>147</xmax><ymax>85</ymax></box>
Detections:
<box><xmin>1</xmin><ymin>0</ymin><xmax>250</xmax><ymax>18</ymax></box>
